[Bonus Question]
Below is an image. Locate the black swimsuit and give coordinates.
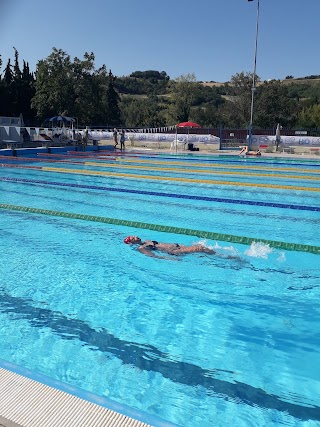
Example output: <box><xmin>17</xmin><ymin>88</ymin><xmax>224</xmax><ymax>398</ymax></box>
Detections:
<box><xmin>145</xmin><ymin>241</ymin><xmax>180</xmax><ymax>250</ymax></box>
<box><xmin>144</xmin><ymin>240</ymin><xmax>159</xmax><ymax>250</ymax></box>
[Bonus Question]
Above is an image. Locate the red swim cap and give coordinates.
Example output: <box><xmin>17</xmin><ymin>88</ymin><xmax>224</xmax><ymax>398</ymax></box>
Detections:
<box><xmin>124</xmin><ymin>236</ymin><xmax>132</xmax><ymax>244</ymax></box>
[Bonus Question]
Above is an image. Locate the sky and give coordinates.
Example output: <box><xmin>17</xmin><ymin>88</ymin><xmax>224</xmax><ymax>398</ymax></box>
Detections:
<box><xmin>1</xmin><ymin>0</ymin><xmax>320</xmax><ymax>83</ymax></box>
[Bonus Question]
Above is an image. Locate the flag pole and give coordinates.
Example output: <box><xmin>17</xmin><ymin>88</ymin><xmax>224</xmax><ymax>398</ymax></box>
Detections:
<box><xmin>248</xmin><ymin>0</ymin><xmax>260</xmax><ymax>151</ymax></box>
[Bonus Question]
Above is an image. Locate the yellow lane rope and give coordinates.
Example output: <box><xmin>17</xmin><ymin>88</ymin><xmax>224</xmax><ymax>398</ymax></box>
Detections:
<box><xmin>108</xmin><ymin>157</ymin><xmax>320</xmax><ymax>174</ymax></box>
<box><xmin>42</xmin><ymin>167</ymin><xmax>320</xmax><ymax>192</ymax></box>
<box><xmin>85</xmin><ymin>162</ymin><xmax>320</xmax><ymax>181</ymax></box>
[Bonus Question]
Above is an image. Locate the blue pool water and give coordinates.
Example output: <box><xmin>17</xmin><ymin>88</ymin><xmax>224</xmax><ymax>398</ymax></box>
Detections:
<box><xmin>0</xmin><ymin>151</ymin><xmax>319</xmax><ymax>426</ymax></box>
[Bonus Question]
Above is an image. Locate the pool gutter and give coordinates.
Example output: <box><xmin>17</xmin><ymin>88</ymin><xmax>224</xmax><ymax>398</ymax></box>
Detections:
<box><xmin>0</xmin><ymin>367</ymin><xmax>155</xmax><ymax>427</ymax></box>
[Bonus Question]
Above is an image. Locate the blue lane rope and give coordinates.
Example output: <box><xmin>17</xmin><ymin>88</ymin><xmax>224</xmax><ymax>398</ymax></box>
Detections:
<box><xmin>1</xmin><ymin>176</ymin><xmax>319</xmax><ymax>212</ymax></box>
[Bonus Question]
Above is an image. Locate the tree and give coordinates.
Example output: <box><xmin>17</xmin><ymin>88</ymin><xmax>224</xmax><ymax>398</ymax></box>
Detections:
<box><xmin>0</xmin><ymin>59</ymin><xmax>14</xmax><ymax>116</ymax></box>
<box><xmin>32</xmin><ymin>48</ymin><xmax>121</xmax><ymax>126</ymax></box>
<box><xmin>254</xmin><ymin>80</ymin><xmax>298</xmax><ymax>128</ymax></box>
<box><xmin>192</xmin><ymin>103</ymin><xmax>224</xmax><ymax>128</ymax></box>
<box><xmin>20</xmin><ymin>60</ymin><xmax>36</xmax><ymax>123</ymax></box>
<box><xmin>32</xmin><ymin>48</ymin><xmax>75</xmax><ymax>120</ymax></box>
<box><xmin>11</xmin><ymin>47</ymin><xmax>23</xmax><ymax>116</ymax></box>
<box><xmin>144</xmin><ymin>94</ymin><xmax>166</xmax><ymax>127</ymax></box>
<box><xmin>167</xmin><ymin>73</ymin><xmax>199</xmax><ymax>124</ymax></box>
<box><xmin>224</xmin><ymin>71</ymin><xmax>260</xmax><ymax>128</ymax></box>
<box><xmin>115</xmin><ymin>71</ymin><xmax>169</xmax><ymax>96</ymax></box>
<box><xmin>121</xmin><ymin>99</ymin><xmax>147</xmax><ymax>127</ymax></box>
<box><xmin>13</xmin><ymin>47</ymin><xmax>21</xmax><ymax>80</ymax></box>
<box><xmin>5</xmin><ymin>45</ymin><xmax>320</xmax><ymax>129</ymax></box>
<box><xmin>72</xmin><ymin>52</ymin><xmax>104</xmax><ymax>125</ymax></box>
<box><xmin>0</xmin><ymin>49</ymin><xmax>36</xmax><ymax>121</ymax></box>
<box><xmin>297</xmin><ymin>104</ymin><xmax>320</xmax><ymax>128</ymax></box>
<box><xmin>3</xmin><ymin>58</ymin><xmax>13</xmax><ymax>84</ymax></box>
<box><xmin>105</xmin><ymin>70</ymin><xmax>121</xmax><ymax>126</ymax></box>
<box><xmin>121</xmin><ymin>94</ymin><xmax>166</xmax><ymax>127</ymax></box>
<box><xmin>130</xmin><ymin>70</ymin><xmax>169</xmax><ymax>81</ymax></box>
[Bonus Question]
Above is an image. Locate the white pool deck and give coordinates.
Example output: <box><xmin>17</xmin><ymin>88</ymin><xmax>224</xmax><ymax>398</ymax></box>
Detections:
<box><xmin>0</xmin><ymin>367</ymin><xmax>153</xmax><ymax>427</ymax></box>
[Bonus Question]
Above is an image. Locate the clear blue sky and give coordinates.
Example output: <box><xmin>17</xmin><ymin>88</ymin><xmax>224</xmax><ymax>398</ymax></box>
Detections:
<box><xmin>1</xmin><ymin>0</ymin><xmax>319</xmax><ymax>83</ymax></box>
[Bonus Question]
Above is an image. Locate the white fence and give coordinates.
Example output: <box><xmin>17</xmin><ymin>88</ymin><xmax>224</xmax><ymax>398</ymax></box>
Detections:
<box><xmin>2</xmin><ymin>124</ymin><xmax>320</xmax><ymax>149</ymax></box>
<box><xmin>88</xmin><ymin>131</ymin><xmax>220</xmax><ymax>145</ymax></box>
<box><xmin>250</xmin><ymin>134</ymin><xmax>320</xmax><ymax>147</ymax></box>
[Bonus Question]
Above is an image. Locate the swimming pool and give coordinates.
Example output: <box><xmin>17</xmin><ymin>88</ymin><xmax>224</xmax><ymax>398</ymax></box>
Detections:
<box><xmin>0</xmin><ymin>151</ymin><xmax>319</xmax><ymax>426</ymax></box>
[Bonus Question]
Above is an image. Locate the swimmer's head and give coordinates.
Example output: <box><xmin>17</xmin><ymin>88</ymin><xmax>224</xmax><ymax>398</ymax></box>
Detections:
<box><xmin>124</xmin><ymin>236</ymin><xmax>141</xmax><ymax>244</ymax></box>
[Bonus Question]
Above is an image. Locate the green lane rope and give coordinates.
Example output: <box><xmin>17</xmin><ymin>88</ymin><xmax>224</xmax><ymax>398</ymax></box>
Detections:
<box><xmin>1</xmin><ymin>203</ymin><xmax>319</xmax><ymax>255</ymax></box>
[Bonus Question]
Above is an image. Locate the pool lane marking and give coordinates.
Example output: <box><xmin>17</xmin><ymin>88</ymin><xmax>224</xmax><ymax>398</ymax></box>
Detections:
<box><xmin>0</xmin><ymin>203</ymin><xmax>319</xmax><ymax>255</ymax></box>
<box><xmin>2</xmin><ymin>176</ymin><xmax>319</xmax><ymax>212</ymax></box>
<box><xmin>107</xmin><ymin>158</ymin><xmax>320</xmax><ymax>174</ymax></box>
<box><xmin>5</xmin><ymin>152</ymin><xmax>319</xmax><ymax>172</ymax></box>
<box><xmin>30</xmin><ymin>152</ymin><xmax>320</xmax><ymax>173</ymax></box>
<box><xmin>117</xmin><ymin>153</ymin><xmax>320</xmax><ymax>168</ymax></box>
<box><xmin>0</xmin><ymin>155</ymin><xmax>83</xmax><ymax>165</ymax></box>
<box><xmin>1</xmin><ymin>163</ymin><xmax>319</xmax><ymax>192</ymax></box>
<box><xmin>35</xmin><ymin>151</ymin><xmax>320</xmax><ymax>169</ymax></box>
<box><xmin>40</xmin><ymin>166</ymin><xmax>320</xmax><ymax>192</ymax></box>
<box><xmin>85</xmin><ymin>162</ymin><xmax>320</xmax><ymax>181</ymax></box>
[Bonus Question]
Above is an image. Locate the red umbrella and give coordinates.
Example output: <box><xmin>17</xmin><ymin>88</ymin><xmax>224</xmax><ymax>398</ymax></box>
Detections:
<box><xmin>177</xmin><ymin>121</ymin><xmax>201</xmax><ymax>128</ymax></box>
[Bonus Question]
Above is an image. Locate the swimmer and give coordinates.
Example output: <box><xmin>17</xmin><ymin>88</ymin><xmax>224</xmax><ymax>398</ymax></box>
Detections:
<box><xmin>124</xmin><ymin>235</ymin><xmax>217</xmax><ymax>259</ymax></box>
<box><xmin>239</xmin><ymin>146</ymin><xmax>261</xmax><ymax>156</ymax></box>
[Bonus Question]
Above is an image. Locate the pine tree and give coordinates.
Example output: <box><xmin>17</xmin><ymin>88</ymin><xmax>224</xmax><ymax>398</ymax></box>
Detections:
<box><xmin>13</xmin><ymin>47</ymin><xmax>21</xmax><ymax>80</ymax></box>
<box><xmin>20</xmin><ymin>60</ymin><xmax>36</xmax><ymax>123</ymax></box>
<box><xmin>3</xmin><ymin>58</ymin><xmax>13</xmax><ymax>84</ymax></box>
<box><xmin>0</xmin><ymin>50</ymin><xmax>36</xmax><ymax>121</ymax></box>
<box><xmin>1</xmin><ymin>59</ymin><xmax>14</xmax><ymax>115</ymax></box>
<box><xmin>11</xmin><ymin>47</ymin><xmax>23</xmax><ymax>114</ymax></box>
<box><xmin>106</xmin><ymin>70</ymin><xmax>121</xmax><ymax>126</ymax></box>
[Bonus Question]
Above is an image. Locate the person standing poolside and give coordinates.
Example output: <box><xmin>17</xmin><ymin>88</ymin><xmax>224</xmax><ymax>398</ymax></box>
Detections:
<box><xmin>124</xmin><ymin>236</ymin><xmax>216</xmax><ymax>259</ymax></box>
<box><xmin>120</xmin><ymin>129</ymin><xmax>125</xmax><ymax>151</ymax></box>
<box><xmin>113</xmin><ymin>128</ymin><xmax>118</xmax><ymax>148</ymax></box>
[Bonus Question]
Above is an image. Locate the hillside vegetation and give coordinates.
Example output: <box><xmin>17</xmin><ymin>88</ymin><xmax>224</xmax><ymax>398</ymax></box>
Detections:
<box><xmin>115</xmin><ymin>71</ymin><xmax>320</xmax><ymax>103</ymax></box>
<box><xmin>114</xmin><ymin>71</ymin><xmax>320</xmax><ymax>129</ymax></box>
<box><xmin>1</xmin><ymin>48</ymin><xmax>320</xmax><ymax>128</ymax></box>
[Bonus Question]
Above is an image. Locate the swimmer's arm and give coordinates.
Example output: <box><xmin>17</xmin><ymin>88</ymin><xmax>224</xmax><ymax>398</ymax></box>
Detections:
<box><xmin>220</xmin><ymin>253</ymin><xmax>246</xmax><ymax>262</ymax></box>
<box><xmin>138</xmin><ymin>246</ymin><xmax>178</xmax><ymax>261</ymax></box>
<box><xmin>138</xmin><ymin>246</ymin><xmax>162</xmax><ymax>258</ymax></box>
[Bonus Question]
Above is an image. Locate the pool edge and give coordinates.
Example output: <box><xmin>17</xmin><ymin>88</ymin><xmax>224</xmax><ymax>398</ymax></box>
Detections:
<box><xmin>0</xmin><ymin>360</ymin><xmax>178</xmax><ymax>427</ymax></box>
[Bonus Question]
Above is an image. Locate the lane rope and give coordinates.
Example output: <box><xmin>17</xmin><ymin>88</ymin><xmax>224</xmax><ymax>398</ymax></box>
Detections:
<box><xmin>0</xmin><ymin>203</ymin><xmax>319</xmax><ymax>255</ymax></box>
<box><xmin>1</xmin><ymin>176</ymin><xmax>319</xmax><ymax>212</ymax></box>
<box><xmin>100</xmin><ymin>152</ymin><xmax>320</xmax><ymax>168</ymax></box>
<box><xmin>1</xmin><ymin>163</ymin><xmax>319</xmax><ymax>191</ymax></box>
<box><xmin>84</xmin><ymin>161</ymin><xmax>320</xmax><ymax>181</ymax></box>
<box><xmin>41</xmin><ymin>166</ymin><xmax>320</xmax><ymax>192</ymax></box>
<box><xmin>106</xmin><ymin>157</ymin><xmax>320</xmax><ymax>174</ymax></box>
